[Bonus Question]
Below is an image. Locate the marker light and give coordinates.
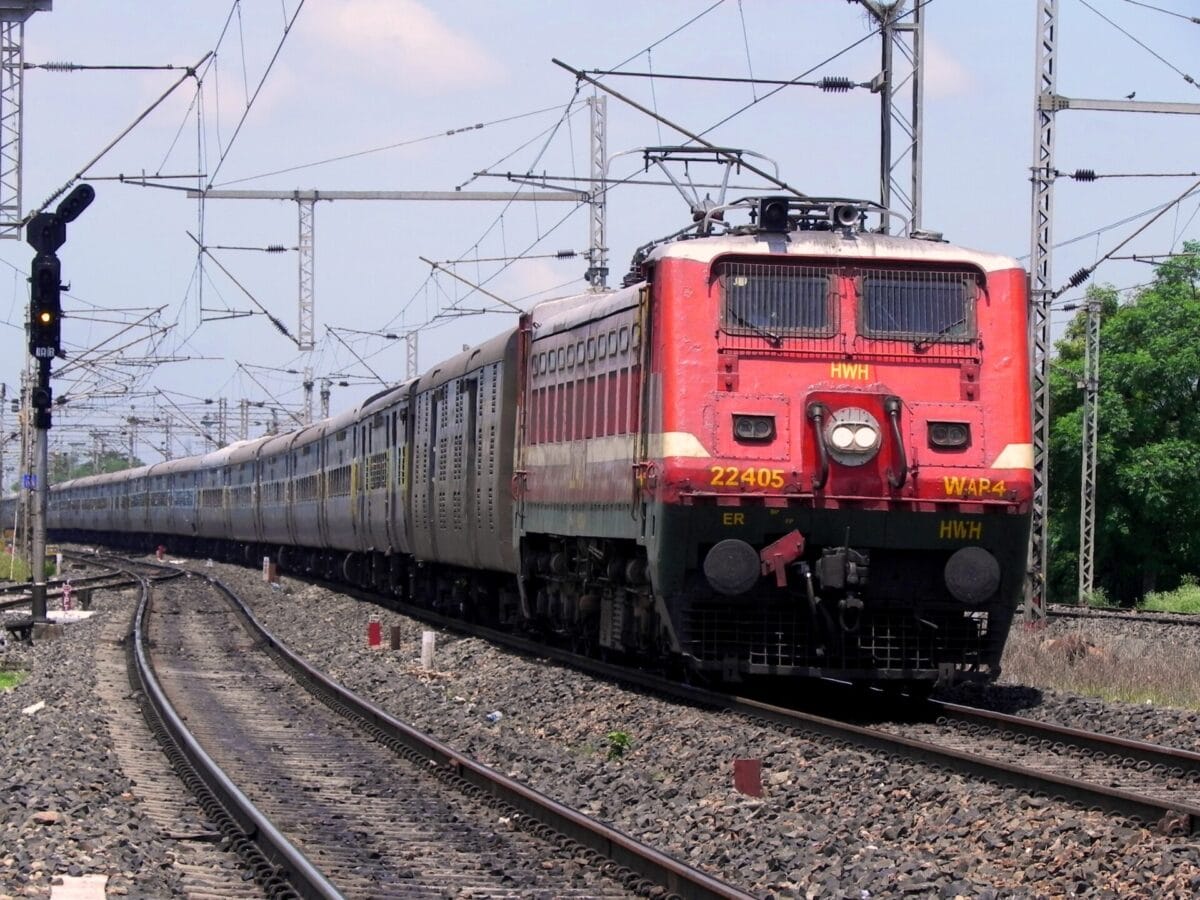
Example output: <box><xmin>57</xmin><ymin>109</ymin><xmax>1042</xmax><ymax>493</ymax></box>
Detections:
<box><xmin>733</xmin><ymin>414</ymin><xmax>776</xmax><ymax>442</ymax></box>
<box><xmin>928</xmin><ymin>421</ymin><xmax>971</xmax><ymax>449</ymax></box>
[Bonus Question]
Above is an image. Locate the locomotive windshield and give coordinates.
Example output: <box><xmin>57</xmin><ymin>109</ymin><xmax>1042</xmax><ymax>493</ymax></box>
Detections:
<box><xmin>719</xmin><ymin>262</ymin><xmax>832</xmax><ymax>338</ymax></box>
<box><xmin>859</xmin><ymin>271</ymin><xmax>977</xmax><ymax>341</ymax></box>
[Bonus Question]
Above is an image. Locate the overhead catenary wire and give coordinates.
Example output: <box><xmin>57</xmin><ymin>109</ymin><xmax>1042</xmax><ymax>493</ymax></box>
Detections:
<box><xmin>206</xmin><ymin>0</ymin><xmax>306</xmax><ymax>186</ymax></box>
<box><xmin>1078</xmin><ymin>0</ymin><xmax>1198</xmax><ymax>90</ymax></box>
<box><xmin>1050</xmin><ymin>174</ymin><xmax>1200</xmax><ymax>297</ymax></box>
<box><xmin>1121</xmin><ymin>0</ymin><xmax>1200</xmax><ymax>24</ymax></box>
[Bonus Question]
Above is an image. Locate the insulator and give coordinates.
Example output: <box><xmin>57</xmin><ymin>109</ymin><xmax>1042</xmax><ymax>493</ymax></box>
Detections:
<box><xmin>1067</xmin><ymin>267</ymin><xmax>1091</xmax><ymax>289</ymax></box>
<box><xmin>555</xmin><ymin>249</ymin><xmax>576</xmax><ymax>258</ymax></box>
<box><xmin>41</xmin><ymin>62</ymin><xmax>77</xmax><ymax>72</ymax></box>
<box><xmin>265</xmin><ymin>244</ymin><xmax>286</xmax><ymax>253</ymax></box>
<box><xmin>820</xmin><ymin>76</ymin><xmax>854</xmax><ymax>93</ymax></box>
<box><xmin>1073</xmin><ymin>169</ymin><xmax>1097</xmax><ymax>182</ymax></box>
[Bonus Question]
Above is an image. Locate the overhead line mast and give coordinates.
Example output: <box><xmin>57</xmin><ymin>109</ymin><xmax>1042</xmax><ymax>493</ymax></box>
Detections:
<box><xmin>1025</xmin><ymin>1</ymin><xmax>1200</xmax><ymax>620</ymax></box>
<box><xmin>187</xmin><ymin>188</ymin><xmax>581</xmax><ymax>419</ymax></box>
<box><xmin>0</xmin><ymin>1</ymin><xmax>51</xmax><ymax>239</ymax></box>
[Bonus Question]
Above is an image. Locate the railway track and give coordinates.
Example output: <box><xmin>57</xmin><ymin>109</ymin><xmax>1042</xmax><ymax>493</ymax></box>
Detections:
<box><xmin>0</xmin><ymin>553</ymin><xmax>178</xmax><ymax>613</ymax></box>
<box><xmin>1049</xmin><ymin>603</ymin><xmax>1200</xmax><ymax>628</ymax></box>
<box><xmin>300</xmin><ymin>571</ymin><xmax>1200</xmax><ymax>839</ymax></box>
<box><xmin>131</xmin><ymin>559</ymin><xmax>752</xmax><ymax>899</ymax></box>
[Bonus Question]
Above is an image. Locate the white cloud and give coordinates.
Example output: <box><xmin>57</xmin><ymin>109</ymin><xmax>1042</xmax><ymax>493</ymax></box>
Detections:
<box><xmin>305</xmin><ymin>0</ymin><xmax>504</xmax><ymax>94</ymax></box>
<box><xmin>923</xmin><ymin>37</ymin><xmax>973</xmax><ymax>98</ymax></box>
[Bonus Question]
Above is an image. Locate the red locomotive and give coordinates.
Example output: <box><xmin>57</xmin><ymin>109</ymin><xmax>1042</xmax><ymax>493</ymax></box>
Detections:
<box><xmin>516</xmin><ymin>196</ymin><xmax>1031</xmax><ymax>687</ymax></box>
<box><xmin>40</xmin><ymin>194</ymin><xmax>1032</xmax><ymax>690</ymax></box>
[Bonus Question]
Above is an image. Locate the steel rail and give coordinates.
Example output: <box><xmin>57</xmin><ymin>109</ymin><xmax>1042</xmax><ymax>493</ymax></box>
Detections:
<box><xmin>928</xmin><ymin>698</ymin><xmax>1200</xmax><ymax>775</ymax></box>
<box><xmin>207</xmin><ymin>574</ymin><xmax>754</xmax><ymax>900</ymax></box>
<box><xmin>130</xmin><ymin>569</ymin><xmax>343</xmax><ymax>900</ymax></box>
<box><xmin>1050</xmin><ymin>605</ymin><xmax>1200</xmax><ymax>627</ymax></box>
<box><xmin>338</xmin><ymin>582</ymin><xmax>1200</xmax><ymax>837</ymax></box>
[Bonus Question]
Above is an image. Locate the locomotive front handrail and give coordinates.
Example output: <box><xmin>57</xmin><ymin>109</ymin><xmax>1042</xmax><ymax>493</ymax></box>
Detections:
<box><xmin>806</xmin><ymin>402</ymin><xmax>830</xmax><ymax>490</ymax></box>
<box><xmin>884</xmin><ymin>395</ymin><xmax>908</xmax><ymax>489</ymax></box>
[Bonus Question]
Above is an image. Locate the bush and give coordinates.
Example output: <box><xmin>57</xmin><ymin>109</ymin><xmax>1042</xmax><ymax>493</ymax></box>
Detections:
<box><xmin>1140</xmin><ymin>582</ymin><xmax>1200</xmax><ymax>614</ymax></box>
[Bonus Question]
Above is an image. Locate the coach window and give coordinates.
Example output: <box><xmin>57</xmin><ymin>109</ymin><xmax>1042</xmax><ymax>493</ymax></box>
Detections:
<box><xmin>631</xmin><ymin>323</ymin><xmax>641</xmax><ymax>350</ymax></box>
<box><xmin>566</xmin><ymin>344</ymin><xmax>576</xmax><ymax>368</ymax></box>
<box><xmin>607</xmin><ymin>331</ymin><xmax>618</xmax><ymax>356</ymax></box>
<box><xmin>557</xmin><ymin>347</ymin><xmax>566</xmax><ymax>370</ymax></box>
<box><xmin>576</xmin><ymin>341</ymin><xmax>584</xmax><ymax>364</ymax></box>
<box><xmin>548</xmin><ymin>350</ymin><xmax>556</xmax><ymax>373</ymax></box>
<box><xmin>597</xmin><ymin>335</ymin><xmax>607</xmax><ymax>360</ymax></box>
<box><xmin>619</xmin><ymin>326</ymin><xmax>630</xmax><ymax>353</ymax></box>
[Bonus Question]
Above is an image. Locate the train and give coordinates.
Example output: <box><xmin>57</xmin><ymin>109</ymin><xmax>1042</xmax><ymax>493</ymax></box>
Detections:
<box><xmin>11</xmin><ymin>195</ymin><xmax>1033</xmax><ymax>689</ymax></box>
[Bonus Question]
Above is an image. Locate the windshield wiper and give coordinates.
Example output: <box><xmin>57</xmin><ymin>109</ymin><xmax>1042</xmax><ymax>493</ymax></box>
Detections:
<box><xmin>730</xmin><ymin>310</ymin><xmax>781</xmax><ymax>346</ymax></box>
<box><xmin>913</xmin><ymin>316</ymin><xmax>968</xmax><ymax>352</ymax></box>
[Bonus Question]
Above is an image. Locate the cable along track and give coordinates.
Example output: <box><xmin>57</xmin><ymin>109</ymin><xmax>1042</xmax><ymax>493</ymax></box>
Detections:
<box><xmin>134</xmin><ymin>565</ymin><xmax>749</xmax><ymax>899</ymax></box>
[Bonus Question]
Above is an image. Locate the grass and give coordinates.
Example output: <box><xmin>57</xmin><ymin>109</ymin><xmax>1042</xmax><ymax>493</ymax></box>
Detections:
<box><xmin>1139</xmin><ymin>582</ymin><xmax>1200</xmax><ymax>615</ymax></box>
<box><xmin>1001</xmin><ymin>622</ymin><xmax>1200</xmax><ymax>710</ymax></box>
<box><xmin>0</xmin><ymin>549</ymin><xmax>56</xmax><ymax>583</ymax></box>
<box><xmin>0</xmin><ymin>549</ymin><xmax>33</xmax><ymax>582</ymax></box>
<box><xmin>0</xmin><ymin>670</ymin><xmax>25</xmax><ymax>691</ymax></box>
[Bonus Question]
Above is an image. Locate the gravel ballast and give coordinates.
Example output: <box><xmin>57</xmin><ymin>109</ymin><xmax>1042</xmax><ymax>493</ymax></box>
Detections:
<box><xmin>4</xmin><ymin>557</ymin><xmax>1200</xmax><ymax>898</ymax></box>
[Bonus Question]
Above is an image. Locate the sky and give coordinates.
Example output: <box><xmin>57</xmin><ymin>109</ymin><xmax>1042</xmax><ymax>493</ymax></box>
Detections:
<box><xmin>1</xmin><ymin>0</ymin><xmax>1198</xmax><ymax>478</ymax></box>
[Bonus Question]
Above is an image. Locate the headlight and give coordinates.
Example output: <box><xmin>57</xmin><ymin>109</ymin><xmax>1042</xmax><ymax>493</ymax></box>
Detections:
<box><xmin>824</xmin><ymin>407</ymin><xmax>881</xmax><ymax>466</ymax></box>
<box><xmin>830</xmin><ymin>424</ymin><xmax>855</xmax><ymax>450</ymax></box>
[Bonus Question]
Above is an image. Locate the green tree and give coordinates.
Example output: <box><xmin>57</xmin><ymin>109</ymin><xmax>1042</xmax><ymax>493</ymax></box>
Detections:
<box><xmin>1048</xmin><ymin>243</ymin><xmax>1200</xmax><ymax>604</ymax></box>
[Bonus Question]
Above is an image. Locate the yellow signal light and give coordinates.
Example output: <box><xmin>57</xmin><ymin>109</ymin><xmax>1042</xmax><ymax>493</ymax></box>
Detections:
<box><xmin>37</xmin><ymin>310</ymin><xmax>53</xmax><ymax>324</ymax></box>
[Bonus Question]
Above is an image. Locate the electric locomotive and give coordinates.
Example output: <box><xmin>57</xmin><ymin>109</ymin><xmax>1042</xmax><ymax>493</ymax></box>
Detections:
<box><xmin>516</xmin><ymin>196</ymin><xmax>1032</xmax><ymax>686</ymax></box>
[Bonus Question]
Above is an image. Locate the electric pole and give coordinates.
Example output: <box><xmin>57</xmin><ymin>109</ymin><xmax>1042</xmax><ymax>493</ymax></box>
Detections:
<box><xmin>1024</xmin><ymin>1</ymin><xmax>1200</xmax><ymax>619</ymax></box>
<box><xmin>1077</xmin><ymin>296</ymin><xmax>1100</xmax><ymax>605</ymax></box>
<box><xmin>852</xmin><ymin>0</ymin><xmax>925</xmax><ymax>234</ymax></box>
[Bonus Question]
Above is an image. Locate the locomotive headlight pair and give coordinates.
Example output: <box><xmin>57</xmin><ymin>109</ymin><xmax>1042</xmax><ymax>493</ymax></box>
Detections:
<box><xmin>824</xmin><ymin>407</ymin><xmax>881</xmax><ymax>466</ymax></box>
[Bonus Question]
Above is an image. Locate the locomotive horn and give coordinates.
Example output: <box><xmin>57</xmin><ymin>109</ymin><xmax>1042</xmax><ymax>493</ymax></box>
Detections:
<box><xmin>829</xmin><ymin>204</ymin><xmax>860</xmax><ymax>228</ymax></box>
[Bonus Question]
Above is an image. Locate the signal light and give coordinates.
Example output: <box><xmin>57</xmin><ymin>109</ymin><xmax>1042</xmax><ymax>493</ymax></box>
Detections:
<box><xmin>55</xmin><ymin>183</ymin><xmax>95</xmax><ymax>224</ymax></box>
<box><xmin>29</xmin><ymin>253</ymin><xmax>62</xmax><ymax>357</ymax></box>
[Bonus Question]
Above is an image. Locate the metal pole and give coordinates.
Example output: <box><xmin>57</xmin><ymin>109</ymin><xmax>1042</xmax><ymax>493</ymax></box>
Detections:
<box><xmin>405</xmin><ymin>331</ymin><xmax>418</xmax><ymax>380</ymax></box>
<box><xmin>297</xmin><ymin>196</ymin><xmax>315</xmax><ymax>352</ymax></box>
<box><xmin>0</xmin><ymin>383</ymin><xmax>6</xmax><ymax>493</ymax></box>
<box><xmin>1077</xmin><ymin>296</ymin><xmax>1100</xmax><ymax>604</ymax></box>
<box><xmin>29</xmin><ymin>410</ymin><xmax>45</xmax><ymax>621</ymax></box>
<box><xmin>878</xmin><ymin>9</ymin><xmax>894</xmax><ymax>220</ymax></box>
<box><xmin>320</xmin><ymin>379</ymin><xmax>331</xmax><ymax>419</ymax></box>
<box><xmin>586</xmin><ymin>94</ymin><xmax>608</xmax><ymax>290</ymax></box>
<box><xmin>1025</xmin><ymin>0</ymin><xmax>1057</xmax><ymax>620</ymax></box>
<box><xmin>240</xmin><ymin>398</ymin><xmax>249</xmax><ymax>440</ymax></box>
<box><xmin>302</xmin><ymin>368</ymin><xmax>313</xmax><ymax>426</ymax></box>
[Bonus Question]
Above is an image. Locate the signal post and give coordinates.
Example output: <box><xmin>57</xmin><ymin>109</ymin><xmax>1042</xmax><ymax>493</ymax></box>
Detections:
<box><xmin>24</xmin><ymin>184</ymin><xmax>92</xmax><ymax>622</ymax></box>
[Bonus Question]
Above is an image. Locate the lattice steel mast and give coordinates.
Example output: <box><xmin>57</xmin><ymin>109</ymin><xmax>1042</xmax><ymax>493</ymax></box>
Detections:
<box><xmin>1026</xmin><ymin>0</ymin><xmax>1057</xmax><ymax>620</ymax></box>
<box><xmin>0</xmin><ymin>2</ymin><xmax>49</xmax><ymax>239</ymax></box>
<box><xmin>854</xmin><ymin>0</ymin><xmax>925</xmax><ymax>234</ymax></box>
<box><xmin>1077</xmin><ymin>296</ymin><xmax>1100</xmax><ymax>604</ymax></box>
